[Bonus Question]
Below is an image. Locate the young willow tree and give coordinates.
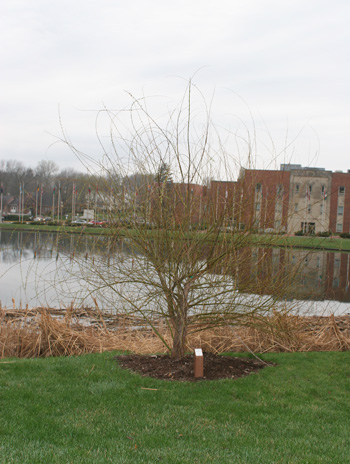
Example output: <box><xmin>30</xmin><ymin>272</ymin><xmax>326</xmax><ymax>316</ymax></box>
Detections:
<box><xmin>65</xmin><ymin>83</ymin><xmax>295</xmax><ymax>358</ymax></box>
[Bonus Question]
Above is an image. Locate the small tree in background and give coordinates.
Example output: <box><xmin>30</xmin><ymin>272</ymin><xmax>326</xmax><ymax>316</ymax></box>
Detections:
<box><xmin>64</xmin><ymin>82</ymin><xmax>296</xmax><ymax>358</ymax></box>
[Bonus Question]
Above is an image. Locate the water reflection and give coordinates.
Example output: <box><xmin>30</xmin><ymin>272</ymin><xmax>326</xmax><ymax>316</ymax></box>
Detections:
<box><xmin>0</xmin><ymin>230</ymin><xmax>349</xmax><ymax>313</ymax></box>
<box><xmin>1</xmin><ymin>231</ymin><xmax>97</xmax><ymax>308</ymax></box>
<box><xmin>225</xmin><ymin>247</ymin><xmax>350</xmax><ymax>303</ymax></box>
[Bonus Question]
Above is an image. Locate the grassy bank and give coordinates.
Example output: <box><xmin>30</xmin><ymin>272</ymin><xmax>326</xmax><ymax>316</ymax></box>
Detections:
<box><xmin>252</xmin><ymin>233</ymin><xmax>350</xmax><ymax>252</ymax></box>
<box><xmin>0</xmin><ymin>222</ymin><xmax>110</xmax><ymax>236</ymax></box>
<box><xmin>0</xmin><ymin>351</ymin><xmax>349</xmax><ymax>463</ymax></box>
<box><xmin>2</xmin><ymin>222</ymin><xmax>350</xmax><ymax>251</ymax></box>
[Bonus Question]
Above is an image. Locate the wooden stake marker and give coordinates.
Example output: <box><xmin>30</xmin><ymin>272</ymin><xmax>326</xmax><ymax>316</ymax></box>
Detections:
<box><xmin>194</xmin><ymin>348</ymin><xmax>203</xmax><ymax>379</ymax></box>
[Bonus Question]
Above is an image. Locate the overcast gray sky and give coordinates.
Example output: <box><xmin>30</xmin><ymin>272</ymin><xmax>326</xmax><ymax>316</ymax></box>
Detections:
<box><xmin>1</xmin><ymin>0</ymin><xmax>349</xmax><ymax>176</ymax></box>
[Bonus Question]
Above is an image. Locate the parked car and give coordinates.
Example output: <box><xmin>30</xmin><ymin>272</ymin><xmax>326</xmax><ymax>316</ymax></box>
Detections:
<box><xmin>33</xmin><ymin>216</ymin><xmax>44</xmax><ymax>222</ymax></box>
<box><xmin>71</xmin><ymin>218</ymin><xmax>87</xmax><ymax>225</ymax></box>
<box><xmin>87</xmin><ymin>220</ymin><xmax>107</xmax><ymax>227</ymax></box>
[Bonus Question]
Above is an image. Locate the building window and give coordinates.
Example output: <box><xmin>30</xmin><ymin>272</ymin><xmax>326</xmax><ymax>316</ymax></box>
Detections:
<box><xmin>255</xmin><ymin>183</ymin><xmax>261</xmax><ymax>192</ymax></box>
<box><xmin>320</xmin><ymin>204</ymin><xmax>324</xmax><ymax>215</ymax></box>
<box><xmin>336</xmin><ymin>223</ymin><xmax>343</xmax><ymax>233</ymax></box>
<box><xmin>294</xmin><ymin>203</ymin><xmax>298</xmax><ymax>212</ymax></box>
<box><xmin>295</xmin><ymin>184</ymin><xmax>299</xmax><ymax>193</ymax></box>
<box><xmin>255</xmin><ymin>202</ymin><xmax>261</xmax><ymax>211</ymax></box>
<box><xmin>305</xmin><ymin>185</ymin><xmax>312</xmax><ymax>200</ymax></box>
<box><xmin>307</xmin><ymin>204</ymin><xmax>311</xmax><ymax>214</ymax></box>
<box><xmin>277</xmin><ymin>184</ymin><xmax>283</xmax><ymax>195</ymax></box>
<box><xmin>275</xmin><ymin>202</ymin><xmax>282</xmax><ymax>213</ymax></box>
<box><xmin>339</xmin><ymin>186</ymin><xmax>345</xmax><ymax>195</ymax></box>
<box><xmin>321</xmin><ymin>185</ymin><xmax>325</xmax><ymax>194</ymax></box>
<box><xmin>338</xmin><ymin>206</ymin><xmax>344</xmax><ymax>216</ymax></box>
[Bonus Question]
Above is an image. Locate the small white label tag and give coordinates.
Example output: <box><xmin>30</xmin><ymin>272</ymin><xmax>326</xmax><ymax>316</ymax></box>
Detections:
<box><xmin>194</xmin><ymin>348</ymin><xmax>203</xmax><ymax>357</ymax></box>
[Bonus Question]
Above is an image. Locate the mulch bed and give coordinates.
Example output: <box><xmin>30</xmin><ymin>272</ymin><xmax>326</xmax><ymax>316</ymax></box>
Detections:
<box><xmin>115</xmin><ymin>352</ymin><xmax>270</xmax><ymax>381</ymax></box>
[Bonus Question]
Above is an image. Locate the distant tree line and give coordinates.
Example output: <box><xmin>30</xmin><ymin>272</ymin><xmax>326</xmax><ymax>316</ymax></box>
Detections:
<box><xmin>0</xmin><ymin>158</ymin><xmax>161</xmax><ymax>217</ymax></box>
<box><xmin>0</xmin><ymin>159</ymin><xmax>83</xmax><ymax>196</ymax></box>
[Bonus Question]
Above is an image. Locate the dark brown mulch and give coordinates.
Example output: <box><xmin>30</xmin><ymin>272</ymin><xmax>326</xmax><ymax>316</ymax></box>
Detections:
<box><xmin>114</xmin><ymin>352</ymin><xmax>271</xmax><ymax>381</ymax></box>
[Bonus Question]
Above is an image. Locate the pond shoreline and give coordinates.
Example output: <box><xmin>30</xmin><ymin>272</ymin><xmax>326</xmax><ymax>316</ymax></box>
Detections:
<box><xmin>1</xmin><ymin>222</ymin><xmax>350</xmax><ymax>252</ymax></box>
<box><xmin>2</xmin><ymin>307</ymin><xmax>350</xmax><ymax>357</ymax></box>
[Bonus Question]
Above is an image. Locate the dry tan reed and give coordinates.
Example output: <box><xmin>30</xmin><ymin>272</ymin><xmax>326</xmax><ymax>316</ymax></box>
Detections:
<box><xmin>188</xmin><ymin>313</ymin><xmax>350</xmax><ymax>354</ymax></box>
<box><xmin>1</xmin><ymin>307</ymin><xmax>350</xmax><ymax>358</ymax></box>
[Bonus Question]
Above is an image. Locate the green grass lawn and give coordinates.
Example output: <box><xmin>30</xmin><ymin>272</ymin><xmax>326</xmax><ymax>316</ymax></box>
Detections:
<box><xmin>0</xmin><ymin>222</ymin><xmax>109</xmax><ymax>236</ymax></box>
<box><xmin>252</xmin><ymin>234</ymin><xmax>350</xmax><ymax>252</ymax></box>
<box><xmin>0</xmin><ymin>351</ymin><xmax>349</xmax><ymax>463</ymax></box>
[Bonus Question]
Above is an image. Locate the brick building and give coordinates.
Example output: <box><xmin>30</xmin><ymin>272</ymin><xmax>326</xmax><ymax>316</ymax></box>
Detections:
<box><xmin>207</xmin><ymin>180</ymin><xmax>236</xmax><ymax>226</ymax></box>
<box><xmin>148</xmin><ymin>164</ymin><xmax>350</xmax><ymax>234</ymax></box>
<box><xmin>206</xmin><ymin>164</ymin><xmax>350</xmax><ymax>234</ymax></box>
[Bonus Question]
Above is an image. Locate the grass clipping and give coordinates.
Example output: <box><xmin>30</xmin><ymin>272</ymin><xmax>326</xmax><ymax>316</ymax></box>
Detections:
<box><xmin>1</xmin><ymin>307</ymin><xmax>350</xmax><ymax>358</ymax></box>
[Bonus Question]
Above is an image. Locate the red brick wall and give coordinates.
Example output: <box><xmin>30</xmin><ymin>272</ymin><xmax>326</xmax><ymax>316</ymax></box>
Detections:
<box><xmin>237</xmin><ymin>169</ymin><xmax>291</xmax><ymax>230</ymax></box>
<box><xmin>207</xmin><ymin>181</ymin><xmax>236</xmax><ymax>224</ymax></box>
<box><xmin>172</xmin><ymin>183</ymin><xmax>207</xmax><ymax>225</ymax></box>
<box><xmin>329</xmin><ymin>172</ymin><xmax>350</xmax><ymax>233</ymax></box>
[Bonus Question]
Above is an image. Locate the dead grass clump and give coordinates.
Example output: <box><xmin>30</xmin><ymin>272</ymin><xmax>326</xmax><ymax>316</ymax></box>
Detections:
<box><xmin>0</xmin><ymin>307</ymin><xmax>169</xmax><ymax>358</ymax></box>
<box><xmin>1</xmin><ymin>307</ymin><xmax>350</xmax><ymax>358</ymax></box>
<box><xmin>186</xmin><ymin>312</ymin><xmax>350</xmax><ymax>353</ymax></box>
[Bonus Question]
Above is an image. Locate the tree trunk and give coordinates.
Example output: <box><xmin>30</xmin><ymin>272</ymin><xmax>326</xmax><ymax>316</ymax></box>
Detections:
<box><xmin>170</xmin><ymin>288</ymin><xmax>189</xmax><ymax>358</ymax></box>
<box><xmin>171</xmin><ymin>316</ymin><xmax>187</xmax><ymax>358</ymax></box>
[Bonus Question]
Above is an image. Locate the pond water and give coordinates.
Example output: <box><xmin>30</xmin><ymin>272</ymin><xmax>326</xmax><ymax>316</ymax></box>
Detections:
<box><xmin>0</xmin><ymin>231</ymin><xmax>92</xmax><ymax>308</ymax></box>
<box><xmin>0</xmin><ymin>230</ymin><xmax>349</xmax><ymax>315</ymax></box>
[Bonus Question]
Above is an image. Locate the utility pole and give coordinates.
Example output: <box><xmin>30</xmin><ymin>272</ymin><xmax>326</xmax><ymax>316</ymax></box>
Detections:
<box><xmin>40</xmin><ymin>185</ymin><xmax>43</xmax><ymax>217</ymax></box>
<box><xmin>72</xmin><ymin>182</ymin><xmax>76</xmax><ymax>220</ymax></box>
<box><xmin>57</xmin><ymin>181</ymin><xmax>61</xmax><ymax>223</ymax></box>
<box><xmin>35</xmin><ymin>184</ymin><xmax>39</xmax><ymax>218</ymax></box>
<box><xmin>0</xmin><ymin>183</ymin><xmax>3</xmax><ymax>222</ymax></box>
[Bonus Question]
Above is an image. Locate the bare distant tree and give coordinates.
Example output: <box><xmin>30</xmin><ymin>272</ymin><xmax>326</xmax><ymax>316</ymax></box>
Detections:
<box><xmin>35</xmin><ymin>160</ymin><xmax>59</xmax><ymax>185</ymax></box>
<box><xmin>0</xmin><ymin>160</ymin><xmax>27</xmax><ymax>195</ymax></box>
